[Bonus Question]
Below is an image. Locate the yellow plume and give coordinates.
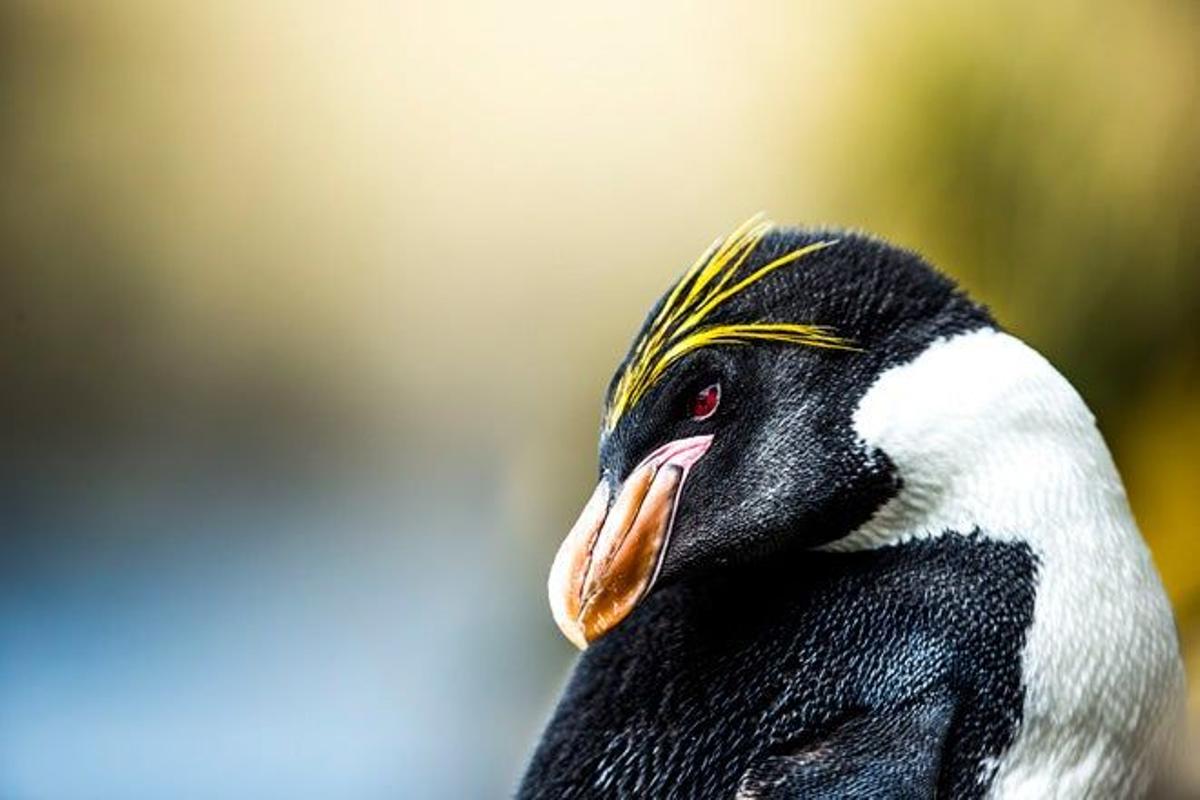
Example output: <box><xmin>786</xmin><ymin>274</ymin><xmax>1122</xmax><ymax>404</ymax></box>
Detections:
<box><xmin>604</xmin><ymin>215</ymin><xmax>854</xmax><ymax>432</ymax></box>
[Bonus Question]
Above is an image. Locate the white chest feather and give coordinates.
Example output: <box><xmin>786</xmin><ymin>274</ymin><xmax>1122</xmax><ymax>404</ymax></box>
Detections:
<box><xmin>829</xmin><ymin>328</ymin><xmax>1185</xmax><ymax>798</ymax></box>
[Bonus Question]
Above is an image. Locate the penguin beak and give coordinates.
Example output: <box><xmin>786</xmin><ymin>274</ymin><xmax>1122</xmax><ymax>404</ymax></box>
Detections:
<box><xmin>548</xmin><ymin>435</ymin><xmax>713</xmax><ymax>649</ymax></box>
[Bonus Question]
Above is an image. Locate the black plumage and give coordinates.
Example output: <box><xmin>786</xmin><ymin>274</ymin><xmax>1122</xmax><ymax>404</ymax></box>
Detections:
<box><xmin>521</xmin><ymin>537</ymin><xmax>1037</xmax><ymax>799</ymax></box>
<box><xmin>519</xmin><ymin>228</ymin><xmax>1039</xmax><ymax>798</ymax></box>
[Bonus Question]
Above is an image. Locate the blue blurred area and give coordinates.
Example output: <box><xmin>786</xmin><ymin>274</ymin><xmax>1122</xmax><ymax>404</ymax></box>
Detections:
<box><xmin>1</xmin><ymin>460</ymin><xmax>567</xmax><ymax>799</ymax></box>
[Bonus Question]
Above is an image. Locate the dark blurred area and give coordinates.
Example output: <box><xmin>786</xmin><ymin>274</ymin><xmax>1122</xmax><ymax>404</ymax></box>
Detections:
<box><xmin>1</xmin><ymin>1</ymin><xmax>1197</xmax><ymax>797</ymax></box>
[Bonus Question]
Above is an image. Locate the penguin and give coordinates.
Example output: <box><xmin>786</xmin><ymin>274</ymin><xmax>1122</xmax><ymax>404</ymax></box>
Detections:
<box><xmin>517</xmin><ymin>217</ymin><xmax>1185</xmax><ymax>799</ymax></box>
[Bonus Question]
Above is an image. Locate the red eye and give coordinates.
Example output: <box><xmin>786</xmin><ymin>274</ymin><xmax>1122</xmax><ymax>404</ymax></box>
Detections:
<box><xmin>689</xmin><ymin>383</ymin><xmax>721</xmax><ymax>421</ymax></box>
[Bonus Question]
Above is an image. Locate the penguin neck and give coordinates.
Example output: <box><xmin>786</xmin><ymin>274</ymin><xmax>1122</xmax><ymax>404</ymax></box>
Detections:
<box><xmin>826</xmin><ymin>326</ymin><xmax>1181</xmax><ymax>796</ymax></box>
<box><xmin>830</xmin><ymin>326</ymin><xmax>1137</xmax><ymax>557</ymax></box>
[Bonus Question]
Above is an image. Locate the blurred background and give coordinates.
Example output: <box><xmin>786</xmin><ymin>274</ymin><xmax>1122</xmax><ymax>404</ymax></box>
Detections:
<box><xmin>1</xmin><ymin>1</ymin><xmax>1197</xmax><ymax>797</ymax></box>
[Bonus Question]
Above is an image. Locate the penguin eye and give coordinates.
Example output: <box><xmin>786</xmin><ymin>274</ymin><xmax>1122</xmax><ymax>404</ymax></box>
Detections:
<box><xmin>689</xmin><ymin>382</ymin><xmax>721</xmax><ymax>421</ymax></box>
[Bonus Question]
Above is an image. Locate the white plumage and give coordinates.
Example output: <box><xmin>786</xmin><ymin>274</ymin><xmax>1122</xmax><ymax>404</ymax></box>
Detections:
<box><xmin>828</xmin><ymin>328</ymin><xmax>1184</xmax><ymax>797</ymax></box>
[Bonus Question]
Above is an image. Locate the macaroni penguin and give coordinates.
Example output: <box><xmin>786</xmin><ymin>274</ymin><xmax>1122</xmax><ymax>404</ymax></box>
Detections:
<box><xmin>518</xmin><ymin>218</ymin><xmax>1184</xmax><ymax>799</ymax></box>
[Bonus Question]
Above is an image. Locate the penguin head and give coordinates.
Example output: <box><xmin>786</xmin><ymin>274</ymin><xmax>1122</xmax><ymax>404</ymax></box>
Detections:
<box><xmin>549</xmin><ymin>217</ymin><xmax>994</xmax><ymax>648</ymax></box>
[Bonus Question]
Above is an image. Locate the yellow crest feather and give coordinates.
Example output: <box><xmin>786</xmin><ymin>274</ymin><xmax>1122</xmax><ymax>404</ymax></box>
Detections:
<box><xmin>604</xmin><ymin>215</ymin><xmax>855</xmax><ymax>432</ymax></box>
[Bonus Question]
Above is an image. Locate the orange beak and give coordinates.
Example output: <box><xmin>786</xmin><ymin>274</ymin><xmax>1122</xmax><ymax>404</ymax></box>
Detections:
<box><xmin>547</xmin><ymin>435</ymin><xmax>713</xmax><ymax>649</ymax></box>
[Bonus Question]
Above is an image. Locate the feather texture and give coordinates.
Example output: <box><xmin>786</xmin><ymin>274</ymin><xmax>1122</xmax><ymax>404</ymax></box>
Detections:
<box><xmin>605</xmin><ymin>215</ymin><xmax>851</xmax><ymax>431</ymax></box>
